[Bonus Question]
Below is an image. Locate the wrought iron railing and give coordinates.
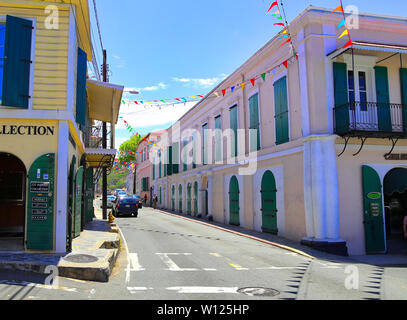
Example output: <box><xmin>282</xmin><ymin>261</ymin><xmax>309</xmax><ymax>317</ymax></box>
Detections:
<box><xmin>334</xmin><ymin>102</ymin><xmax>407</xmax><ymax>136</ymax></box>
<box><xmin>83</xmin><ymin>125</ymin><xmax>113</xmax><ymax>149</ymax></box>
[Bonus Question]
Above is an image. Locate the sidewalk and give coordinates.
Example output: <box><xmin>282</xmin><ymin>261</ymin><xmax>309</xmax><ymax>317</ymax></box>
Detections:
<box><xmin>0</xmin><ymin>207</ymin><xmax>121</xmax><ymax>282</ymax></box>
<box><xmin>155</xmin><ymin>208</ymin><xmax>407</xmax><ymax>267</ymax></box>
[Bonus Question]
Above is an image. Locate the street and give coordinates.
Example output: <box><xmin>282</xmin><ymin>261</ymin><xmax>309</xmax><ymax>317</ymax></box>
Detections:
<box><xmin>0</xmin><ymin>207</ymin><xmax>406</xmax><ymax>300</ymax></box>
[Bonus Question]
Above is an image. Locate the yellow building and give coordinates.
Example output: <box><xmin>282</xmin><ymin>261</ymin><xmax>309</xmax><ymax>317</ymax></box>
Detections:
<box><xmin>0</xmin><ymin>0</ymin><xmax>123</xmax><ymax>253</ymax></box>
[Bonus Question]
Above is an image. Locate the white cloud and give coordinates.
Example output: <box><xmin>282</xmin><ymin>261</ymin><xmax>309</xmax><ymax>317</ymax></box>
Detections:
<box><xmin>172</xmin><ymin>74</ymin><xmax>228</xmax><ymax>89</ymax></box>
<box><xmin>123</xmin><ymin>82</ymin><xmax>168</xmax><ymax>96</ymax></box>
<box><xmin>117</xmin><ymin>101</ymin><xmax>197</xmax><ymax>130</ymax></box>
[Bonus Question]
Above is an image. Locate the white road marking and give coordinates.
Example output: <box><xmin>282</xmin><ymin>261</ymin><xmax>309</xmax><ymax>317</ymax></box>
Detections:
<box><xmin>118</xmin><ymin>226</ymin><xmax>132</xmax><ymax>284</ymax></box>
<box><xmin>127</xmin><ymin>287</ymin><xmax>153</xmax><ymax>294</ymax></box>
<box><xmin>255</xmin><ymin>266</ymin><xmax>303</xmax><ymax>270</ymax></box>
<box><xmin>229</xmin><ymin>264</ymin><xmax>249</xmax><ymax>271</ymax></box>
<box><xmin>156</xmin><ymin>253</ymin><xmax>199</xmax><ymax>271</ymax></box>
<box><xmin>203</xmin><ymin>268</ymin><xmax>217</xmax><ymax>271</ymax></box>
<box><xmin>0</xmin><ymin>280</ymin><xmax>78</xmax><ymax>292</ymax></box>
<box><xmin>128</xmin><ymin>253</ymin><xmax>145</xmax><ymax>271</ymax></box>
<box><xmin>166</xmin><ymin>286</ymin><xmax>240</xmax><ymax>294</ymax></box>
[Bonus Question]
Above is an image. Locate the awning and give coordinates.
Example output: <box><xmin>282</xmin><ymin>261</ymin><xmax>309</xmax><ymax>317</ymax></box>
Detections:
<box><xmin>85</xmin><ymin>148</ymin><xmax>116</xmax><ymax>168</ymax></box>
<box><xmin>87</xmin><ymin>80</ymin><xmax>124</xmax><ymax>124</ymax></box>
<box><xmin>327</xmin><ymin>41</ymin><xmax>407</xmax><ymax>60</ymax></box>
<box><xmin>384</xmin><ymin>168</ymin><xmax>407</xmax><ymax>195</ymax></box>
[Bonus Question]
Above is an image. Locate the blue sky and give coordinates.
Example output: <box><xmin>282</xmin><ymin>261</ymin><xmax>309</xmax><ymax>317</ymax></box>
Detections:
<box><xmin>89</xmin><ymin>0</ymin><xmax>407</xmax><ymax>147</ymax></box>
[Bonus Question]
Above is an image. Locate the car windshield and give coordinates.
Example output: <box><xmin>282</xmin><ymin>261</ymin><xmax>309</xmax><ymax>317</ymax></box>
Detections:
<box><xmin>107</xmin><ymin>196</ymin><xmax>115</xmax><ymax>200</ymax></box>
<box><xmin>133</xmin><ymin>195</ymin><xmax>141</xmax><ymax>199</ymax></box>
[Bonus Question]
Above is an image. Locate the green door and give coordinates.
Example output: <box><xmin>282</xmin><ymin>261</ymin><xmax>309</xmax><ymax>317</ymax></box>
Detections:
<box><xmin>362</xmin><ymin>165</ymin><xmax>386</xmax><ymax>254</ymax></box>
<box><xmin>193</xmin><ymin>181</ymin><xmax>198</xmax><ymax>216</ymax></box>
<box><xmin>229</xmin><ymin>176</ymin><xmax>240</xmax><ymax>226</ymax></box>
<box><xmin>73</xmin><ymin>166</ymin><xmax>84</xmax><ymax>238</ymax></box>
<box><xmin>26</xmin><ymin>153</ymin><xmax>55</xmax><ymax>251</ymax></box>
<box><xmin>375</xmin><ymin>66</ymin><xmax>392</xmax><ymax>132</ymax></box>
<box><xmin>187</xmin><ymin>183</ymin><xmax>192</xmax><ymax>215</ymax></box>
<box><xmin>400</xmin><ymin>68</ymin><xmax>407</xmax><ymax>133</ymax></box>
<box><xmin>84</xmin><ymin>168</ymin><xmax>94</xmax><ymax>224</ymax></box>
<box><xmin>171</xmin><ymin>186</ymin><xmax>175</xmax><ymax>211</ymax></box>
<box><xmin>178</xmin><ymin>185</ymin><xmax>183</xmax><ymax>213</ymax></box>
<box><xmin>261</xmin><ymin>171</ymin><xmax>278</xmax><ymax>234</ymax></box>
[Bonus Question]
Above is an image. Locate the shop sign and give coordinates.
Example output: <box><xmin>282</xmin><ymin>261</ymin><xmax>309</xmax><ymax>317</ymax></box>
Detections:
<box><xmin>30</xmin><ymin>182</ymin><xmax>50</xmax><ymax>193</ymax></box>
<box><xmin>0</xmin><ymin>125</ymin><xmax>55</xmax><ymax>136</ymax></box>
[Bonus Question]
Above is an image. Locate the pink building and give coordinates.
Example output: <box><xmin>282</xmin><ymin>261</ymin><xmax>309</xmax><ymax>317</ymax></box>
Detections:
<box><xmin>135</xmin><ymin>130</ymin><xmax>167</xmax><ymax>205</ymax></box>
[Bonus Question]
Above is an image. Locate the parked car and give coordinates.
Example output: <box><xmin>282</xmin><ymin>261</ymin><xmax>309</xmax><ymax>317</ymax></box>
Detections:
<box><xmin>107</xmin><ymin>195</ymin><xmax>116</xmax><ymax>208</ymax></box>
<box><xmin>117</xmin><ymin>191</ymin><xmax>127</xmax><ymax>198</ymax></box>
<box><xmin>113</xmin><ymin>196</ymin><xmax>139</xmax><ymax>217</ymax></box>
<box><xmin>132</xmin><ymin>194</ymin><xmax>143</xmax><ymax>209</ymax></box>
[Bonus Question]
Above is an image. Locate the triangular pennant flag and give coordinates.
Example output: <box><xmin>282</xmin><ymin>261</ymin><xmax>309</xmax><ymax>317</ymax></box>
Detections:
<box><xmin>231</xmin><ymin>86</ymin><xmax>235</xmax><ymax>92</ymax></box>
<box><xmin>214</xmin><ymin>92</ymin><xmax>219</xmax><ymax>97</ymax></box>
<box><xmin>278</xmin><ymin>34</ymin><xmax>290</xmax><ymax>40</ymax></box>
<box><xmin>338</xmin><ymin>29</ymin><xmax>349</xmax><ymax>39</ymax></box>
<box><xmin>283</xmin><ymin>60</ymin><xmax>288</xmax><ymax>69</ymax></box>
<box><xmin>250</xmin><ymin>78</ymin><xmax>256</xmax><ymax>87</ymax></box>
<box><xmin>331</xmin><ymin>5</ymin><xmax>343</xmax><ymax>14</ymax></box>
<box><xmin>342</xmin><ymin>40</ymin><xmax>353</xmax><ymax>49</ymax></box>
<box><xmin>267</xmin><ymin>1</ymin><xmax>278</xmax><ymax>13</ymax></box>
<box><xmin>134</xmin><ymin>101</ymin><xmax>138</xmax><ymax>104</ymax></box>
<box><xmin>273</xmin><ymin>10</ymin><xmax>280</xmax><ymax>15</ymax></box>
<box><xmin>241</xmin><ymin>82</ymin><xmax>246</xmax><ymax>90</ymax></box>
<box><xmin>337</xmin><ymin>18</ymin><xmax>346</xmax><ymax>29</ymax></box>
<box><xmin>282</xmin><ymin>29</ymin><xmax>288</xmax><ymax>34</ymax></box>
<box><xmin>281</xmin><ymin>38</ymin><xmax>291</xmax><ymax>46</ymax></box>
<box><xmin>222</xmin><ymin>89</ymin><xmax>226</xmax><ymax>96</ymax></box>
<box><xmin>274</xmin><ymin>23</ymin><xmax>285</xmax><ymax>27</ymax></box>
<box><xmin>277</xmin><ymin>16</ymin><xmax>283</xmax><ymax>20</ymax></box>
<box><xmin>261</xmin><ymin>73</ymin><xmax>266</xmax><ymax>81</ymax></box>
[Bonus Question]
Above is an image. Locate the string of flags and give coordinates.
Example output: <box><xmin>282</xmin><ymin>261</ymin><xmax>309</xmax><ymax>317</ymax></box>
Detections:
<box><xmin>121</xmin><ymin>95</ymin><xmax>204</xmax><ymax>106</ymax></box>
<box><xmin>331</xmin><ymin>1</ymin><xmax>353</xmax><ymax>49</ymax></box>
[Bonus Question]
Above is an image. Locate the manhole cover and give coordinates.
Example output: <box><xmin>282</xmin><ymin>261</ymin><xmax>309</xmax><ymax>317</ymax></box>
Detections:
<box><xmin>63</xmin><ymin>254</ymin><xmax>99</xmax><ymax>263</ymax></box>
<box><xmin>237</xmin><ymin>287</ymin><xmax>280</xmax><ymax>297</ymax></box>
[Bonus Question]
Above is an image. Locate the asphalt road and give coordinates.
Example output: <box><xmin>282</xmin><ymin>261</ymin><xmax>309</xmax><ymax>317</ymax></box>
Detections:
<box><xmin>0</xmin><ymin>207</ymin><xmax>407</xmax><ymax>301</ymax></box>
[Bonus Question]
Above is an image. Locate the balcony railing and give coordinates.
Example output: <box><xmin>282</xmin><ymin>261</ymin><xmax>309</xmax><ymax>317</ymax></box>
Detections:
<box><xmin>83</xmin><ymin>124</ymin><xmax>113</xmax><ymax>149</ymax></box>
<box><xmin>334</xmin><ymin>102</ymin><xmax>407</xmax><ymax>137</ymax></box>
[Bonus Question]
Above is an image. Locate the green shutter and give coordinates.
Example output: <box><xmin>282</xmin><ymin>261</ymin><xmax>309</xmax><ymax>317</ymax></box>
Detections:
<box><xmin>333</xmin><ymin>62</ymin><xmax>350</xmax><ymax>134</ymax></box>
<box><xmin>249</xmin><ymin>94</ymin><xmax>260</xmax><ymax>152</ymax></box>
<box><xmin>172</xmin><ymin>143</ymin><xmax>179</xmax><ymax>174</ymax></box>
<box><xmin>159</xmin><ymin>153</ymin><xmax>162</xmax><ymax>178</ymax></box>
<box><xmin>167</xmin><ymin>146</ymin><xmax>173</xmax><ymax>176</ymax></box>
<box><xmin>362</xmin><ymin>165</ymin><xmax>386</xmax><ymax>254</ymax></box>
<box><xmin>183</xmin><ymin>140</ymin><xmax>188</xmax><ymax>172</ymax></box>
<box><xmin>152</xmin><ymin>162</ymin><xmax>155</xmax><ymax>180</ymax></box>
<box><xmin>230</xmin><ymin>105</ymin><xmax>238</xmax><ymax>157</ymax></box>
<box><xmin>374</xmin><ymin>66</ymin><xmax>392</xmax><ymax>132</ymax></box>
<box><xmin>192</xmin><ymin>133</ymin><xmax>197</xmax><ymax>169</ymax></box>
<box><xmin>84</xmin><ymin>168</ymin><xmax>94</xmax><ymax>224</ymax></box>
<box><xmin>400</xmin><ymin>68</ymin><xmax>407</xmax><ymax>133</ymax></box>
<box><xmin>178</xmin><ymin>185</ymin><xmax>183</xmax><ymax>213</ymax></box>
<box><xmin>76</xmin><ymin>48</ymin><xmax>87</xmax><ymax>128</ymax></box>
<box><xmin>202</xmin><ymin>124</ymin><xmax>208</xmax><ymax>165</ymax></box>
<box><xmin>73</xmin><ymin>166</ymin><xmax>84</xmax><ymax>238</ymax></box>
<box><xmin>274</xmin><ymin>77</ymin><xmax>289</xmax><ymax>145</ymax></box>
<box><xmin>2</xmin><ymin>15</ymin><xmax>33</xmax><ymax>108</ymax></box>
<box><xmin>26</xmin><ymin>154</ymin><xmax>55</xmax><ymax>251</ymax></box>
<box><xmin>229</xmin><ymin>176</ymin><xmax>240</xmax><ymax>226</ymax></box>
<box><xmin>193</xmin><ymin>181</ymin><xmax>198</xmax><ymax>216</ymax></box>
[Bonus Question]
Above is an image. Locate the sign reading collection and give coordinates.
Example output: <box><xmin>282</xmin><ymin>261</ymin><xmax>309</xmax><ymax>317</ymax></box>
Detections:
<box><xmin>0</xmin><ymin>125</ymin><xmax>55</xmax><ymax>136</ymax></box>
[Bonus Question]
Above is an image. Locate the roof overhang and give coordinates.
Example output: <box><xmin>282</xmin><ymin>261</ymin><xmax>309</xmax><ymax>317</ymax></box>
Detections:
<box><xmin>328</xmin><ymin>41</ymin><xmax>407</xmax><ymax>60</ymax></box>
<box><xmin>87</xmin><ymin>80</ymin><xmax>124</xmax><ymax>124</ymax></box>
<box><xmin>85</xmin><ymin>148</ymin><xmax>116</xmax><ymax>168</ymax></box>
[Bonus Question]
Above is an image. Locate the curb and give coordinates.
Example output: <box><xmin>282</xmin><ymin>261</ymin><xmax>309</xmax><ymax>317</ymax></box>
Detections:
<box><xmin>155</xmin><ymin>209</ymin><xmax>315</xmax><ymax>260</ymax></box>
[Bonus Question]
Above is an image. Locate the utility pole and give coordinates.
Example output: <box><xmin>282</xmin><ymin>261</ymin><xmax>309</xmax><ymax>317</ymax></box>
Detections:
<box><xmin>102</xmin><ymin>49</ymin><xmax>108</xmax><ymax>220</ymax></box>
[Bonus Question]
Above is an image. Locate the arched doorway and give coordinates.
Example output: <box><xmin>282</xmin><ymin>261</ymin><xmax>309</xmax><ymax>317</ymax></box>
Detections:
<box><xmin>229</xmin><ymin>176</ymin><xmax>240</xmax><ymax>226</ymax></box>
<box><xmin>383</xmin><ymin>168</ymin><xmax>407</xmax><ymax>254</ymax></box>
<box><xmin>187</xmin><ymin>183</ymin><xmax>192</xmax><ymax>215</ymax></box>
<box><xmin>0</xmin><ymin>153</ymin><xmax>26</xmax><ymax>249</ymax></box>
<box><xmin>171</xmin><ymin>185</ymin><xmax>175</xmax><ymax>211</ymax></box>
<box><xmin>178</xmin><ymin>185</ymin><xmax>183</xmax><ymax>213</ymax></box>
<box><xmin>193</xmin><ymin>181</ymin><xmax>198</xmax><ymax>216</ymax></box>
<box><xmin>261</xmin><ymin>171</ymin><xmax>278</xmax><ymax>234</ymax></box>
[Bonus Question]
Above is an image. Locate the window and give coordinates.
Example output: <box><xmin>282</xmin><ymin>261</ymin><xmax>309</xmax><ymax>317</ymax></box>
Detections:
<box><xmin>215</xmin><ymin>115</ymin><xmax>222</xmax><ymax>162</ymax></box>
<box><xmin>172</xmin><ymin>142</ymin><xmax>179</xmax><ymax>174</ymax></box>
<box><xmin>359</xmin><ymin>71</ymin><xmax>367</xmax><ymax>111</ymax></box>
<box><xmin>192</xmin><ymin>132</ymin><xmax>197</xmax><ymax>169</ymax></box>
<box><xmin>274</xmin><ymin>76</ymin><xmax>289</xmax><ymax>145</ymax></box>
<box><xmin>202</xmin><ymin>123</ymin><xmax>208</xmax><ymax>165</ymax></box>
<box><xmin>249</xmin><ymin>93</ymin><xmax>261</xmax><ymax>152</ymax></box>
<box><xmin>1</xmin><ymin>16</ymin><xmax>33</xmax><ymax>109</ymax></box>
<box><xmin>183</xmin><ymin>140</ymin><xmax>188</xmax><ymax>172</ymax></box>
<box><xmin>348</xmin><ymin>70</ymin><xmax>368</xmax><ymax>111</ymax></box>
<box><xmin>229</xmin><ymin>105</ymin><xmax>238</xmax><ymax>157</ymax></box>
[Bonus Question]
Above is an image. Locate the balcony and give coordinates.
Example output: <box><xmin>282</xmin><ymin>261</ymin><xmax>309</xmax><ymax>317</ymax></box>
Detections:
<box><xmin>334</xmin><ymin>102</ymin><xmax>407</xmax><ymax>138</ymax></box>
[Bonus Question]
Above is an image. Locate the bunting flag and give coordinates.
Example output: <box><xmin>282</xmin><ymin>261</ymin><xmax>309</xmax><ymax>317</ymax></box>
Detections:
<box><xmin>267</xmin><ymin>1</ymin><xmax>278</xmax><ymax>13</ymax></box>
<box><xmin>250</xmin><ymin>78</ymin><xmax>256</xmax><ymax>86</ymax></box>
<box><xmin>330</xmin><ymin>1</ymin><xmax>353</xmax><ymax>50</ymax></box>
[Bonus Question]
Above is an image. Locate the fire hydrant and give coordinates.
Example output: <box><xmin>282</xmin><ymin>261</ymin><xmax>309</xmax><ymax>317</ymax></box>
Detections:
<box><xmin>108</xmin><ymin>211</ymin><xmax>115</xmax><ymax>223</ymax></box>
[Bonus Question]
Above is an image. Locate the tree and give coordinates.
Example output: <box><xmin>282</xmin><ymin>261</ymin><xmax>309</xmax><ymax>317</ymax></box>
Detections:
<box><xmin>118</xmin><ymin>134</ymin><xmax>142</xmax><ymax>163</ymax></box>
